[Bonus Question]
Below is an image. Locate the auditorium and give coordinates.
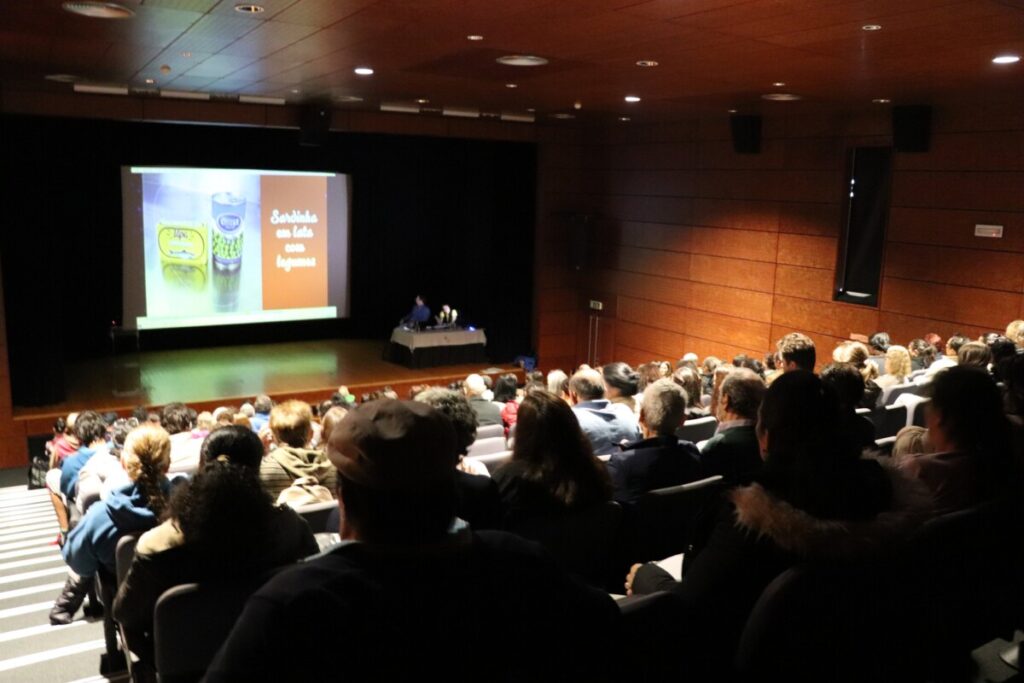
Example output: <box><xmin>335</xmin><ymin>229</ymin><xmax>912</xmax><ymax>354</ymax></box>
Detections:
<box><xmin>0</xmin><ymin>0</ymin><xmax>1022</xmax><ymax>680</ymax></box>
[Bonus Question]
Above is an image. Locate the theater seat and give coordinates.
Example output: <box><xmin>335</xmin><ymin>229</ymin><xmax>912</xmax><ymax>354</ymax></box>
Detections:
<box><xmin>474</xmin><ymin>424</ymin><xmax>504</xmax><ymax>440</ymax></box>
<box><xmin>466</xmin><ymin>450</ymin><xmax>511</xmax><ymax>471</ymax></box>
<box><xmin>294</xmin><ymin>501</ymin><xmax>337</xmax><ymax>534</ymax></box>
<box><xmin>626</xmin><ymin>475</ymin><xmax>724</xmax><ymax>563</ymax></box>
<box><xmin>466</xmin><ymin>436</ymin><xmax>507</xmax><ymax>457</ymax></box>
<box><xmin>617</xmin><ymin>591</ymin><xmax>689</xmax><ymax>678</ymax></box>
<box><xmin>871</xmin><ymin>404</ymin><xmax>908</xmax><ymax>440</ymax></box>
<box><xmin>880</xmin><ymin>382</ymin><xmax>918</xmax><ymax>406</ymax></box>
<box><xmin>677</xmin><ymin>416</ymin><xmax>717</xmax><ymax>443</ymax></box>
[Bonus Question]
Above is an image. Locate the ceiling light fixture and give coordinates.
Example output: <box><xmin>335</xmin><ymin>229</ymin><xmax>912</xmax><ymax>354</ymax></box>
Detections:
<box><xmin>61</xmin><ymin>2</ymin><xmax>135</xmax><ymax>19</ymax></box>
<box><xmin>160</xmin><ymin>90</ymin><xmax>210</xmax><ymax>101</ymax></box>
<box><xmin>624</xmin><ymin>95</ymin><xmax>641</xmax><ymax>103</ymax></box>
<box><xmin>872</xmin><ymin>98</ymin><xmax>891</xmax><ymax>103</ymax></box>
<box><xmin>526</xmin><ymin>107</ymin><xmax>535</xmax><ymax>112</ymax></box>
<box><xmin>233</xmin><ymin>4</ymin><xmax>265</xmax><ymax>13</ymax></box>
<box><xmin>144</xmin><ymin>78</ymin><xmax>155</xmax><ymax>84</ymax></box>
<box><xmin>239</xmin><ymin>94</ymin><xmax>285</xmax><ymax>105</ymax></box>
<box><xmin>861</xmin><ymin>24</ymin><xmax>882</xmax><ymax>31</ymax></box>
<box><xmin>505</xmin><ymin>83</ymin><xmax>517</xmax><ymax>88</ymax></box>
<box><xmin>381</xmin><ymin>102</ymin><xmax>421</xmax><ymax>114</ymax></box>
<box><xmin>335</xmin><ymin>95</ymin><xmax>363</xmax><ymax>102</ymax></box>
<box><xmin>501</xmin><ymin>112</ymin><xmax>535</xmax><ymax>123</ymax></box>
<box><xmin>992</xmin><ymin>54</ymin><xmax>1021</xmax><ymax>64</ymax></box>
<box><xmin>636</xmin><ymin>60</ymin><xmax>658</xmax><ymax>67</ymax></box>
<box><xmin>442</xmin><ymin>107</ymin><xmax>481</xmax><ymax>118</ymax></box>
<box><xmin>73</xmin><ymin>83</ymin><xmax>130</xmax><ymax>95</ymax></box>
<box><xmin>467</xmin><ymin>34</ymin><xmax>484</xmax><ymax>41</ymax></box>
<box><xmin>773</xmin><ymin>81</ymin><xmax>786</xmax><ymax>87</ymax></box>
<box><xmin>551</xmin><ymin>113</ymin><xmax>575</xmax><ymax>119</ymax></box>
<box><xmin>290</xmin><ymin>88</ymin><xmax>300</xmax><ymax>94</ymax></box>
<box><xmin>181</xmin><ymin>51</ymin><xmax>192</xmax><ymax>58</ymax></box>
<box><xmin>354</xmin><ymin>66</ymin><xmax>374</xmax><ymax>76</ymax></box>
<box><xmin>762</xmin><ymin>92</ymin><xmax>802</xmax><ymax>101</ymax></box>
<box><xmin>496</xmin><ymin>55</ymin><xmax>549</xmax><ymax>67</ymax></box>
<box><xmin>416</xmin><ymin>98</ymin><xmax>429</xmax><ymax>104</ymax></box>
<box><xmin>727</xmin><ymin>108</ymin><xmax>737</xmax><ymax>113</ymax></box>
<box><xmin>619</xmin><ymin>116</ymin><xmax>631</xmax><ymax>122</ymax></box>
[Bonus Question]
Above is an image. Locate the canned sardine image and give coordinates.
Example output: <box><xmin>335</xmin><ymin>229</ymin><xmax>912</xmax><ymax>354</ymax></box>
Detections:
<box><xmin>211</xmin><ymin>192</ymin><xmax>245</xmax><ymax>271</ymax></box>
<box><xmin>157</xmin><ymin>222</ymin><xmax>208</xmax><ymax>268</ymax></box>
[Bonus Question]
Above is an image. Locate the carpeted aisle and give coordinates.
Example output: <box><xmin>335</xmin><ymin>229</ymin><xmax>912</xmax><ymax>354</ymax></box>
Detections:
<box><xmin>0</xmin><ymin>484</ymin><xmax>123</xmax><ymax>682</ymax></box>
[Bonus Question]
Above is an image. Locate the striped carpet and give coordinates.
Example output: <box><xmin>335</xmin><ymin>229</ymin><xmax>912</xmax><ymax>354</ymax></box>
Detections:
<box><xmin>0</xmin><ymin>484</ymin><xmax>127</xmax><ymax>683</ymax></box>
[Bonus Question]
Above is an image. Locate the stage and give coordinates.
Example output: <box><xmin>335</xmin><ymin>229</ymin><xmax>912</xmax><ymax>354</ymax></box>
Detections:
<box><xmin>12</xmin><ymin>339</ymin><xmax>521</xmax><ymax>435</ymax></box>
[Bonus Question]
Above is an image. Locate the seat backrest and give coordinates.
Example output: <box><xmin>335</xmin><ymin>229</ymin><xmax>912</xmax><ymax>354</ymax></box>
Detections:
<box><xmin>154</xmin><ymin>582</ymin><xmax>256</xmax><ymax>683</ymax></box>
<box><xmin>628</xmin><ymin>476</ymin><xmax>724</xmax><ymax>562</ymax></box>
<box><xmin>115</xmin><ymin>533</ymin><xmax>139</xmax><ymax>586</ymax></box>
<box><xmin>910</xmin><ymin>397</ymin><xmax>931</xmax><ymax>427</ymax></box>
<box><xmin>474</xmin><ymin>423</ymin><xmax>504</xmax><ymax>440</ymax></box>
<box><xmin>882</xmin><ymin>381</ymin><xmax>918</xmax><ymax>406</ymax></box>
<box><xmin>616</xmin><ymin>592</ymin><xmax>689</xmax><ymax>677</ymax></box>
<box><xmin>676</xmin><ymin>416</ymin><xmax>718</xmax><ymax>443</ymax></box>
<box><xmin>509</xmin><ymin>501</ymin><xmax>623</xmax><ymax>587</ymax></box>
<box><xmin>466</xmin><ymin>450</ymin><xmax>511</xmax><ymax>470</ymax></box>
<box><xmin>875</xmin><ymin>404</ymin><xmax>907</xmax><ymax>439</ymax></box>
<box><xmin>466</xmin><ymin>436</ymin><xmax>507</xmax><ymax>457</ymax></box>
<box><xmin>294</xmin><ymin>500</ymin><xmax>338</xmax><ymax>534</ymax></box>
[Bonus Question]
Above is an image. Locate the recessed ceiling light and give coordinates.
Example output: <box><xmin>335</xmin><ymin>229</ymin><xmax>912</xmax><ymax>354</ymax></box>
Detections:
<box><xmin>61</xmin><ymin>2</ymin><xmax>134</xmax><ymax>18</ymax></box>
<box><xmin>636</xmin><ymin>60</ymin><xmax>658</xmax><ymax>67</ymax></box>
<box><xmin>234</xmin><ymin>3</ymin><xmax>264</xmax><ymax>13</ymax></box>
<box><xmin>335</xmin><ymin>95</ymin><xmax>363</xmax><ymax>102</ymax></box>
<box><xmin>44</xmin><ymin>73</ymin><xmax>79</xmax><ymax>83</ymax></box>
<box><xmin>624</xmin><ymin>95</ymin><xmax>641</xmax><ymax>103</ymax></box>
<box><xmin>505</xmin><ymin>83</ymin><xmax>517</xmax><ymax>88</ymax></box>
<box><xmin>354</xmin><ymin>66</ymin><xmax>374</xmax><ymax>76</ymax></box>
<box><xmin>416</xmin><ymin>98</ymin><xmax>429</xmax><ymax>104</ymax></box>
<box><xmin>619</xmin><ymin>116</ymin><xmax>631</xmax><ymax>122</ymax></box>
<box><xmin>773</xmin><ymin>81</ymin><xmax>786</xmax><ymax>87</ymax></box>
<box><xmin>496</xmin><ymin>55</ymin><xmax>549</xmax><ymax>67</ymax></box>
<box><xmin>144</xmin><ymin>78</ymin><xmax>155</xmax><ymax>84</ymax></box>
<box><xmin>181</xmin><ymin>51</ymin><xmax>192</xmax><ymax>58</ymax></box>
<box><xmin>160</xmin><ymin>64</ymin><xmax>172</xmax><ymax>74</ymax></box>
<box><xmin>551</xmin><ymin>113</ymin><xmax>575</xmax><ymax>119</ymax></box>
<box><xmin>992</xmin><ymin>55</ymin><xmax>1021</xmax><ymax>64</ymax></box>
<box><xmin>467</xmin><ymin>35</ymin><xmax>484</xmax><ymax>41</ymax></box>
<box><xmin>872</xmin><ymin>98</ymin><xmax>891</xmax><ymax>104</ymax></box>
<box><xmin>762</xmin><ymin>92</ymin><xmax>802</xmax><ymax>101</ymax></box>
<box><xmin>526</xmin><ymin>107</ymin><xmax>535</xmax><ymax>112</ymax></box>
<box><xmin>727</xmin><ymin>108</ymin><xmax>737</xmax><ymax>113</ymax></box>
<box><xmin>862</xmin><ymin>24</ymin><xmax>882</xmax><ymax>31</ymax></box>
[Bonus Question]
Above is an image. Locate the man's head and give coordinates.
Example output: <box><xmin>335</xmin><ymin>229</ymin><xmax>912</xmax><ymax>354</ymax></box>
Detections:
<box><xmin>717</xmin><ymin>368</ymin><xmax>766</xmax><ymax>421</ymax></box>
<box><xmin>945</xmin><ymin>334</ymin><xmax>969</xmax><ymax>357</ymax></box>
<box><xmin>1006</xmin><ymin>320</ymin><xmax>1024</xmax><ymax>347</ymax></box>
<box><xmin>463</xmin><ymin>374</ymin><xmax>487</xmax><ymax>398</ymax></box>
<box><xmin>414</xmin><ymin>387</ymin><xmax>478</xmax><ymax>457</ymax></box>
<box><xmin>253</xmin><ymin>395</ymin><xmax>273</xmax><ymax>415</ymax></box>
<box><xmin>924</xmin><ymin>333</ymin><xmax>943</xmax><ymax>352</ymax></box>
<box><xmin>415</xmin><ymin>295</ymin><xmax>424</xmax><ymax>306</ymax></box>
<box><xmin>74</xmin><ymin>410</ymin><xmax>108</xmax><ymax>448</ymax></box>
<box><xmin>639</xmin><ymin>379</ymin><xmax>687</xmax><ymax>437</ymax></box>
<box><xmin>819</xmin><ymin>362</ymin><xmax>865</xmax><ymax>413</ymax></box>
<box><xmin>327</xmin><ymin>400</ymin><xmax>458</xmax><ymax>544</ymax></box>
<box><xmin>776</xmin><ymin>332</ymin><xmax>816</xmax><ymax>372</ymax></box>
<box><xmin>869</xmin><ymin>332</ymin><xmax>891</xmax><ymax>354</ymax></box>
<box><xmin>568</xmin><ymin>367</ymin><xmax>606</xmax><ymax>403</ymax></box>
<box><xmin>270</xmin><ymin>400</ymin><xmax>313</xmax><ymax>448</ymax></box>
<box><xmin>161</xmin><ymin>402</ymin><xmax>193</xmax><ymax>435</ymax></box>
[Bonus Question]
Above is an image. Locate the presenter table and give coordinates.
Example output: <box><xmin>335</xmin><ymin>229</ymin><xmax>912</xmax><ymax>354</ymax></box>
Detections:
<box><xmin>384</xmin><ymin>327</ymin><xmax>487</xmax><ymax>369</ymax></box>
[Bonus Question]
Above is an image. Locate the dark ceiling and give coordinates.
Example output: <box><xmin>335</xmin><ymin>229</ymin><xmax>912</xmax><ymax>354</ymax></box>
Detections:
<box><xmin>1</xmin><ymin>0</ymin><xmax>1022</xmax><ymax>120</ymax></box>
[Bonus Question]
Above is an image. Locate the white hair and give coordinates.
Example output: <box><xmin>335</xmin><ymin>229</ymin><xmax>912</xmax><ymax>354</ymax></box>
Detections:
<box><xmin>464</xmin><ymin>374</ymin><xmax>486</xmax><ymax>396</ymax></box>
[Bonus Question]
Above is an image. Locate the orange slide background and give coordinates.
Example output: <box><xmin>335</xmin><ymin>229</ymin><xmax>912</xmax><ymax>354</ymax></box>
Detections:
<box><xmin>260</xmin><ymin>175</ymin><xmax>328</xmax><ymax>310</ymax></box>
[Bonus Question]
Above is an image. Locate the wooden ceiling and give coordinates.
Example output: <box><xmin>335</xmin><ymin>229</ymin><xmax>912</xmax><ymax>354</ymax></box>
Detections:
<box><xmin>1</xmin><ymin>0</ymin><xmax>1022</xmax><ymax>120</ymax></box>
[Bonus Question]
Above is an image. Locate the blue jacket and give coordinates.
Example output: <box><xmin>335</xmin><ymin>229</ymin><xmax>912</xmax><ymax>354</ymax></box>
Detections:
<box><xmin>571</xmin><ymin>399</ymin><xmax>641</xmax><ymax>455</ymax></box>
<box><xmin>59</xmin><ymin>445</ymin><xmax>105</xmax><ymax>501</ymax></box>
<box><xmin>62</xmin><ymin>481</ymin><xmax>168</xmax><ymax>577</ymax></box>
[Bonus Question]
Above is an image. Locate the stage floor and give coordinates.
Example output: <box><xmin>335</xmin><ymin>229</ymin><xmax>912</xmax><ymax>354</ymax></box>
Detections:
<box><xmin>14</xmin><ymin>339</ymin><xmax>519</xmax><ymax>431</ymax></box>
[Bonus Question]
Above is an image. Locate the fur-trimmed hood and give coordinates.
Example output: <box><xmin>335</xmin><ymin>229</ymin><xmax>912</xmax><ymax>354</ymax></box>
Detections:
<box><xmin>730</xmin><ymin>458</ymin><xmax>933</xmax><ymax>561</ymax></box>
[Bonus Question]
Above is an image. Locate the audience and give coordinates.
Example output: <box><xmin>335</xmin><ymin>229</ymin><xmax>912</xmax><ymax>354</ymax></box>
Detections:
<box><xmin>602</xmin><ymin>362</ymin><xmax>639</xmax><ymax>414</ymax></box>
<box><xmin>1005</xmin><ymin>320</ymin><xmax>1024</xmax><ymax>347</ymax></box>
<box><xmin>899</xmin><ymin>367</ymin><xmax>1012</xmax><ymax>511</ymax></box>
<box><xmin>113</xmin><ymin>426</ymin><xmax>318</xmax><ymax>670</ymax></box>
<box><xmin>492</xmin><ymin>391</ymin><xmax>612</xmax><ymax>527</ymax></box>
<box><xmin>57</xmin><ymin>410</ymin><xmax>112</xmax><ymax>507</ymax></box>
<box><xmin>820</xmin><ymin>362</ymin><xmax>876</xmax><ymax>451</ymax></box>
<box><xmin>161</xmin><ymin>402</ymin><xmax>201</xmax><ymax>474</ymax></box>
<box><xmin>672</xmin><ymin>365</ymin><xmax>710</xmax><ymax>418</ymax></box>
<box><xmin>606</xmin><ymin>379</ymin><xmax>706</xmax><ymax>504</ymax></box>
<box><xmin>919</xmin><ymin>334</ymin><xmax>967</xmax><ymax>382</ymax></box>
<box><xmin>868</xmin><ymin>331</ymin><xmax>891</xmax><ymax>372</ymax></box>
<box><xmin>833</xmin><ymin>340</ymin><xmax>881</xmax><ymax>408</ymax></box>
<box><xmin>908</xmin><ymin>338</ymin><xmax>936</xmax><ymax>372</ymax></box>
<box><xmin>546</xmin><ymin>369</ymin><xmax>570</xmax><ymax>403</ymax></box>
<box><xmin>464</xmin><ymin>373</ymin><xmax>502</xmax><ymax>426</ymax></box>
<box><xmin>625</xmin><ymin>371</ymin><xmax>922</xmax><ymax>676</ymax></box>
<box><xmin>699</xmin><ymin>368</ymin><xmax>765</xmax><ymax>483</ymax></box>
<box><xmin>875</xmin><ymin>345</ymin><xmax>912</xmax><ymax>394</ymax></box>
<box><xmin>249</xmin><ymin>395</ymin><xmax>272</xmax><ymax>433</ymax></box>
<box><xmin>957</xmin><ymin>341</ymin><xmax>992</xmax><ymax>370</ymax></box>
<box><xmin>204</xmin><ymin>400</ymin><xmax>619</xmax><ymax>682</ymax></box>
<box><xmin>776</xmin><ymin>332</ymin><xmax>816</xmax><ymax>372</ymax></box>
<box><xmin>567</xmin><ymin>367</ymin><xmax>641</xmax><ymax>454</ymax></box>
<box><xmin>259</xmin><ymin>400</ymin><xmax>337</xmax><ymax>503</ymax></box>
<box><xmin>492</xmin><ymin>373</ymin><xmax>520</xmax><ymax>431</ymax></box>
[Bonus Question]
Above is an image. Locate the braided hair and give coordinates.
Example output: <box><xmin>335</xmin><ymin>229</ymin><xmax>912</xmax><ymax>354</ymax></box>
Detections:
<box><xmin>121</xmin><ymin>425</ymin><xmax>171</xmax><ymax>518</ymax></box>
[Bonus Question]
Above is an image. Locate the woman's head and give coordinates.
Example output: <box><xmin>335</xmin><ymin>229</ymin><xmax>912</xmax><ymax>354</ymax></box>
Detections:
<box><xmin>957</xmin><ymin>341</ymin><xmax>992</xmax><ymax>369</ymax></box>
<box><xmin>492</xmin><ymin>374</ymin><xmax>519</xmax><ymax>403</ymax></box>
<box><xmin>122</xmin><ymin>425</ymin><xmax>172</xmax><ymax>516</ymax></box>
<box><xmin>884</xmin><ymin>345</ymin><xmax>912</xmax><ymax>379</ymax></box>
<box><xmin>602</xmin><ymin>362</ymin><xmax>639</xmax><ymax>399</ymax></box>
<box><xmin>819</xmin><ymin>362</ymin><xmax>865</xmax><ymax>413</ymax></box>
<box><xmin>512</xmin><ymin>391</ymin><xmax>610</xmax><ymax>507</ymax></box>
<box><xmin>200</xmin><ymin>425</ymin><xmax>264</xmax><ymax>470</ymax></box>
<box><xmin>671</xmin><ymin>366</ymin><xmax>702</xmax><ymax>409</ymax></box>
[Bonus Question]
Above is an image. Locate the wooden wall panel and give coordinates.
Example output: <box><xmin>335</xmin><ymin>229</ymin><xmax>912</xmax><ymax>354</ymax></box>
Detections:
<box><xmin>880</xmin><ymin>278</ymin><xmax>1020</xmax><ymax>330</ymax></box>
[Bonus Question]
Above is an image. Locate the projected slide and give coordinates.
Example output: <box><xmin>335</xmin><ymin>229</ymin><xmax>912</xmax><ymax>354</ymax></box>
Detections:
<box><xmin>121</xmin><ymin>167</ymin><xmax>350</xmax><ymax>330</ymax></box>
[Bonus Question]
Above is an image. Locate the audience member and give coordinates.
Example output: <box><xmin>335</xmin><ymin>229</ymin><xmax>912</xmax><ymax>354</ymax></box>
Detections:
<box><xmin>113</xmin><ymin>426</ymin><xmax>317</xmax><ymax>670</ymax></box>
<box><xmin>875</xmin><ymin>345</ymin><xmax>912</xmax><ymax>394</ymax></box>
<box><xmin>833</xmin><ymin>340</ymin><xmax>881</xmax><ymax>408</ymax></box>
<box><xmin>700</xmin><ymin>368</ymin><xmax>765</xmax><ymax>483</ymax></box>
<box><xmin>415</xmin><ymin>387</ymin><xmax>501</xmax><ymax>529</ymax></box>
<box><xmin>546</xmin><ymin>369</ymin><xmax>571</xmax><ymax>403</ymax></box>
<box><xmin>776</xmin><ymin>332</ymin><xmax>816</xmax><ymax>372</ymax></box>
<box><xmin>899</xmin><ymin>366</ymin><xmax>1012</xmax><ymax>511</ymax></box>
<box><xmin>636</xmin><ymin>361</ymin><xmax>666</xmax><ymax>394</ymax></box>
<box><xmin>625</xmin><ymin>371</ymin><xmax>920</xmax><ymax>677</ymax></box>
<box><xmin>567</xmin><ymin>367</ymin><xmax>641</xmax><ymax>454</ymax></box>
<box><xmin>957</xmin><ymin>341</ymin><xmax>992</xmax><ymax>370</ymax></box>
<box><xmin>919</xmin><ymin>334</ymin><xmax>967</xmax><ymax>382</ymax></box>
<box><xmin>908</xmin><ymin>339</ymin><xmax>937</xmax><ymax>372</ymax></box>
<box><xmin>205</xmin><ymin>400</ymin><xmax>619</xmax><ymax>682</ymax></box>
<box><xmin>161</xmin><ymin>402</ymin><xmax>201</xmax><ymax>474</ymax></box>
<box><xmin>892</xmin><ymin>426</ymin><xmax>932</xmax><ymax>461</ymax></box>
<box><xmin>75</xmin><ymin>417</ymin><xmax>137</xmax><ymax>513</ymax></box>
<box><xmin>701</xmin><ymin>356</ymin><xmax>721</xmax><ymax>396</ymax></box>
<box><xmin>464</xmin><ymin>373</ymin><xmax>502</xmax><ymax>426</ymax></box>
<box><xmin>672</xmin><ymin>366</ymin><xmax>710</xmax><ymax>418</ymax></box>
<box><xmin>987</xmin><ymin>336</ymin><xmax>1018</xmax><ymax>379</ymax></box>
<box><xmin>249</xmin><ymin>395</ymin><xmax>272</xmax><ymax>433</ymax></box>
<box><xmin>57</xmin><ymin>411</ymin><xmax>111</xmax><ymax>506</ymax></box>
<box><xmin>1005</xmin><ymin>320</ymin><xmax>1024</xmax><ymax>347</ymax></box>
<box><xmin>493</xmin><ymin>391</ymin><xmax>612</xmax><ymax>526</ymax></box>
<box><xmin>492</xmin><ymin>373</ymin><xmax>520</xmax><ymax>431</ymax></box>
<box><xmin>606</xmin><ymin>379</ymin><xmax>705</xmax><ymax>504</ymax></box>
<box><xmin>868</xmin><ymin>331</ymin><xmax>890</xmax><ymax>373</ymax></box>
<box><xmin>319</xmin><ymin>405</ymin><xmax>349</xmax><ymax>445</ymax></box>
<box><xmin>603</xmin><ymin>362</ymin><xmax>639</xmax><ymax>414</ymax></box>
<box><xmin>49</xmin><ymin>412</ymin><xmax>80</xmax><ymax>467</ymax></box>
<box><xmin>820</xmin><ymin>363</ymin><xmax>876</xmax><ymax>451</ymax></box>
<box><xmin>259</xmin><ymin>400</ymin><xmax>337</xmax><ymax>502</ymax></box>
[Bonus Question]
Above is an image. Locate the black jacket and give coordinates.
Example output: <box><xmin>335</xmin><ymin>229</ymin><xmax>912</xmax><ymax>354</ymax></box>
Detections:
<box><xmin>698</xmin><ymin>424</ymin><xmax>762</xmax><ymax>484</ymax></box>
<box><xmin>605</xmin><ymin>435</ymin><xmax>706</xmax><ymax>504</ymax></box>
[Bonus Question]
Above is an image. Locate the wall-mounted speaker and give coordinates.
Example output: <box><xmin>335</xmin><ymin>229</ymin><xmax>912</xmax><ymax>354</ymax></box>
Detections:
<box><xmin>729</xmin><ymin>114</ymin><xmax>762</xmax><ymax>154</ymax></box>
<box><xmin>892</xmin><ymin>105</ymin><xmax>932</xmax><ymax>153</ymax></box>
<box><xmin>299</xmin><ymin>103</ymin><xmax>331</xmax><ymax>146</ymax></box>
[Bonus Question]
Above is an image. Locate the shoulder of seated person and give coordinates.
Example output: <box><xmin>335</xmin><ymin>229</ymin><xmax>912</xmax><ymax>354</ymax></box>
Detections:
<box><xmin>136</xmin><ymin>519</ymin><xmax>185</xmax><ymax>556</ymax></box>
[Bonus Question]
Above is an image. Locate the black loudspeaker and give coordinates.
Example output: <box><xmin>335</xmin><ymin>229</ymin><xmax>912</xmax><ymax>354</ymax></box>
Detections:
<box><xmin>729</xmin><ymin>115</ymin><xmax>762</xmax><ymax>154</ymax></box>
<box><xmin>892</xmin><ymin>105</ymin><xmax>932</xmax><ymax>153</ymax></box>
<box><xmin>299</xmin><ymin>104</ymin><xmax>331</xmax><ymax>146</ymax></box>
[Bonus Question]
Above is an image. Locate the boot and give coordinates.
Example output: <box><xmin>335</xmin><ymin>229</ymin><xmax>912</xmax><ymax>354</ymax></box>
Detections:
<box><xmin>49</xmin><ymin>573</ymin><xmax>94</xmax><ymax>626</ymax></box>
